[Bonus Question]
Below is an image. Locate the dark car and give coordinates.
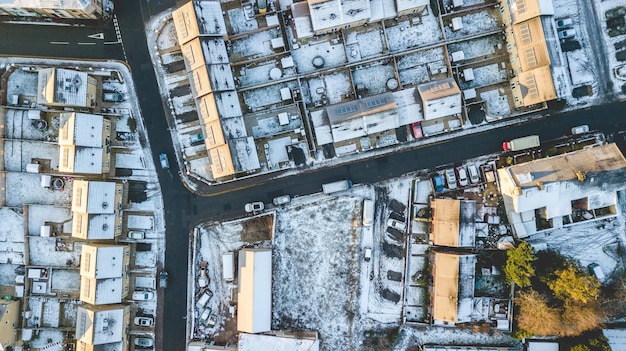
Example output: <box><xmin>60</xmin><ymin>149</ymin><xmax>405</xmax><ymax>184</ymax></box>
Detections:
<box><xmin>159</xmin><ymin>271</ymin><xmax>168</xmax><ymax>288</ymax></box>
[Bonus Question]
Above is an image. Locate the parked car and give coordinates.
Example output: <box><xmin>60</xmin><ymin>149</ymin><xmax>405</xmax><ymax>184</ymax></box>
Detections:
<box><xmin>556</xmin><ymin>17</ymin><xmax>573</xmax><ymax>29</ymax></box>
<box><xmin>456</xmin><ymin>166</ymin><xmax>468</xmax><ymax>187</ymax></box>
<box><xmin>272</xmin><ymin>195</ymin><xmax>291</xmax><ymax>206</ymax></box>
<box><xmin>159</xmin><ymin>271</ymin><xmax>168</xmax><ymax>288</ymax></box>
<box><xmin>134</xmin><ymin>316</ymin><xmax>154</xmax><ymax>327</ymax></box>
<box><xmin>411</xmin><ymin>122</ymin><xmax>423</xmax><ymax>139</ymax></box>
<box><xmin>432</xmin><ymin>175</ymin><xmax>445</xmax><ymax>192</ymax></box>
<box><xmin>244</xmin><ymin>201</ymin><xmax>264</xmax><ymax>213</ymax></box>
<box><xmin>571</xmin><ymin>124</ymin><xmax>589</xmax><ymax>135</ymax></box>
<box><xmin>468</xmin><ymin>164</ymin><xmax>480</xmax><ymax>184</ymax></box>
<box><xmin>445</xmin><ymin>169</ymin><xmax>457</xmax><ymax>189</ymax></box>
<box><xmin>558</xmin><ymin>29</ymin><xmax>576</xmax><ymax>40</ymax></box>
<box><xmin>103</xmin><ymin>91</ymin><xmax>124</xmax><ymax>102</ymax></box>
<box><xmin>364</xmin><ymin>247</ymin><xmax>372</xmax><ymax>261</ymax></box>
<box><xmin>132</xmin><ymin>291</ymin><xmax>154</xmax><ymax>301</ymax></box>
<box><xmin>387</xmin><ymin>218</ymin><xmax>406</xmax><ymax>232</ymax></box>
<box><xmin>128</xmin><ymin>230</ymin><xmax>145</xmax><ymax>240</ymax></box>
<box><xmin>134</xmin><ymin>337</ymin><xmax>154</xmax><ymax>347</ymax></box>
<box><xmin>159</xmin><ymin>153</ymin><xmax>170</xmax><ymax>169</ymax></box>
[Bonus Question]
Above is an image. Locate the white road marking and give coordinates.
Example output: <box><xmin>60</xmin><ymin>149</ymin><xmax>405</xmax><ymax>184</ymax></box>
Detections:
<box><xmin>78</xmin><ymin>42</ymin><xmax>96</xmax><ymax>45</ymax></box>
<box><xmin>88</xmin><ymin>32</ymin><xmax>105</xmax><ymax>40</ymax></box>
<box><xmin>50</xmin><ymin>41</ymin><xmax>69</xmax><ymax>45</ymax></box>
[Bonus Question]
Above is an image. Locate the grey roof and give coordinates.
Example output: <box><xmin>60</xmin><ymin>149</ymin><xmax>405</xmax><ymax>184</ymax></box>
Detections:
<box><xmin>458</xmin><ymin>200</ymin><xmax>476</xmax><ymax>247</ymax></box>
<box><xmin>73</xmin><ymin>147</ymin><xmax>104</xmax><ymax>174</ymax></box>
<box><xmin>201</xmin><ymin>37</ymin><xmax>229</xmax><ymax>64</ymax></box>
<box><xmin>229</xmin><ymin>137</ymin><xmax>261</xmax><ymax>172</ymax></box>
<box><xmin>209</xmin><ymin>64</ymin><xmax>236</xmax><ymax>91</ymax></box>
<box><xmin>309</xmin><ymin>0</ymin><xmax>371</xmax><ymax>32</ymax></box>
<box><xmin>193</xmin><ymin>1</ymin><xmax>228</xmax><ymax>36</ymax></box>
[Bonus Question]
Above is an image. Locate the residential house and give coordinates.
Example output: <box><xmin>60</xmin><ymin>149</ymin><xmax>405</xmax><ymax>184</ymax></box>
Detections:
<box><xmin>0</xmin><ymin>0</ymin><xmax>103</xmax><ymax>19</ymax></box>
<box><xmin>72</xmin><ymin>180</ymin><xmax>125</xmax><ymax>240</ymax></box>
<box><xmin>79</xmin><ymin>244</ymin><xmax>130</xmax><ymax>305</ymax></box>
<box><xmin>172</xmin><ymin>1</ymin><xmax>227</xmax><ymax>46</ymax></box>
<box><xmin>0</xmin><ymin>299</ymin><xmax>20</xmax><ymax>349</ymax></box>
<box><xmin>75</xmin><ymin>304</ymin><xmax>130</xmax><ymax>351</ymax></box>
<box><xmin>500</xmin><ymin>0</ymin><xmax>567</xmax><ymax>107</ymax></box>
<box><xmin>37</xmin><ymin>68</ymin><xmax>98</xmax><ymax>108</ymax></box>
<box><xmin>432</xmin><ymin>251</ymin><xmax>476</xmax><ymax>324</ymax></box>
<box><xmin>237</xmin><ymin>248</ymin><xmax>272</xmax><ymax>333</ymax></box>
<box><xmin>58</xmin><ymin>112</ymin><xmax>112</xmax><ymax>175</ymax></box>
<box><xmin>417</xmin><ymin>78</ymin><xmax>462</xmax><ymax>122</ymax></box>
<box><xmin>307</xmin><ymin>0</ymin><xmax>371</xmax><ymax>35</ymax></box>
<box><xmin>431</xmin><ymin>199</ymin><xmax>477</xmax><ymax>247</ymax></box>
<box><xmin>497</xmin><ymin>143</ymin><xmax>626</xmax><ymax>238</ymax></box>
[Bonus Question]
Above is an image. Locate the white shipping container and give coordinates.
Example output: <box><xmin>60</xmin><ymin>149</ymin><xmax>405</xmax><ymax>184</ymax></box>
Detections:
<box><xmin>362</xmin><ymin>199</ymin><xmax>374</xmax><ymax>227</ymax></box>
<box><xmin>223</xmin><ymin>252</ymin><xmax>234</xmax><ymax>282</ymax></box>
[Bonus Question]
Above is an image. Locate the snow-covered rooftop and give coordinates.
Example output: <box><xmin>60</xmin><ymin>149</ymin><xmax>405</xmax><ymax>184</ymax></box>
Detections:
<box><xmin>0</xmin><ymin>0</ymin><xmax>100</xmax><ymax>10</ymax></box>
<box><xmin>59</xmin><ymin>112</ymin><xmax>105</xmax><ymax>148</ymax></box>
<box><xmin>432</xmin><ymin>252</ymin><xmax>476</xmax><ymax>323</ymax></box>
<box><xmin>308</xmin><ymin>0</ymin><xmax>371</xmax><ymax>32</ymax></box>
<box><xmin>432</xmin><ymin>199</ymin><xmax>476</xmax><ymax>247</ymax></box>
<box><xmin>238</xmin><ymin>333</ymin><xmax>319</xmax><ymax>351</ymax></box>
<box><xmin>37</xmin><ymin>68</ymin><xmax>90</xmax><ymax>107</ymax></box>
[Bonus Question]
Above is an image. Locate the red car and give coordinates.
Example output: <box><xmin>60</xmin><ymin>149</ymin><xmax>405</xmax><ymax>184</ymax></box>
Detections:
<box><xmin>412</xmin><ymin>122</ymin><xmax>423</xmax><ymax>139</ymax></box>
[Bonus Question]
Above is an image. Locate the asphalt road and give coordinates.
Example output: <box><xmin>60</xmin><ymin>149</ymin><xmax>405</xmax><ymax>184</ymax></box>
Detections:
<box><xmin>2</xmin><ymin>1</ymin><xmax>626</xmax><ymax>350</ymax></box>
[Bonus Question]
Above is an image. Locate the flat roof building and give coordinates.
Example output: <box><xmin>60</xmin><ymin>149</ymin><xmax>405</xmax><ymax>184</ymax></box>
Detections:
<box><xmin>75</xmin><ymin>304</ymin><xmax>130</xmax><ymax>350</ymax></box>
<box><xmin>58</xmin><ymin>112</ymin><xmax>112</xmax><ymax>175</ymax></box>
<box><xmin>237</xmin><ymin>248</ymin><xmax>272</xmax><ymax>334</ymax></box>
<box><xmin>37</xmin><ymin>68</ymin><xmax>98</xmax><ymax>108</ymax></box>
<box><xmin>431</xmin><ymin>199</ymin><xmax>477</xmax><ymax>247</ymax></box>
<box><xmin>432</xmin><ymin>252</ymin><xmax>476</xmax><ymax>324</ymax></box>
<box><xmin>79</xmin><ymin>244</ymin><xmax>130</xmax><ymax>305</ymax></box>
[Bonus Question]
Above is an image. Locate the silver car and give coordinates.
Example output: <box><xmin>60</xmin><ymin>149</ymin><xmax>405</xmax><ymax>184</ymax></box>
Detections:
<box><xmin>445</xmin><ymin>169</ymin><xmax>457</xmax><ymax>189</ymax></box>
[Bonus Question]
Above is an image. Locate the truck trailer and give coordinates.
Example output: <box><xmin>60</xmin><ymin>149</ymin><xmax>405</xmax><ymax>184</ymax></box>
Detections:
<box><xmin>322</xmin><ymin>180</ymin><xmax>352</xmax><ymax>194</ymax></box>
<box><xmin>502</xmin><ymin>135</ymin><xmax>540</xmax><ymax>151</ymax></box>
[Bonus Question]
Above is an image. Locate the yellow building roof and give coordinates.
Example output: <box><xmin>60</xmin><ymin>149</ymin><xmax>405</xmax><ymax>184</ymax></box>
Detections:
<box><xmin>418</xmin><ymin>78</ymin><xmax>461</xmax><ymax>101</ymax></box>
<box><xmin>191</xmin><ymin>65</ymin><xmax>213</xmax><ymax>98</ymax></box>
<box><xmin>210</xmin><ymin>144</ymin><xmax>236</xmax><ymax>178</ymax></box>
<box><xmin>431</xmin><ymin>199</ymin><xmax>460</xmax><ymax>246</ymax></box>
<box><xmin>514</xmin><ymin>65</ymin><xmax>556</xmax><ymax>107</ymax></box>
<box><xmin>181</xmin><ymin>37</ymin><xmax>206</xmax><ymax>71</ymax></box>
<box><xmin>510</xmin><ymin>0</ymin><xmax>545</xmax><ymax>24</ymax></box>
<box><xmin>173</xmin><ymin>1</ymin><xmax>200</xmax><ymax>45</ymax></box>
<box><xmin>512</xmin><ymin>17</ymin><xmax>550</xmax><ymax>71</ymax></box>
<box><xmin>203</xmin><ymin>120</ymin><xmax>227</xmax><ymax>149</ymax></box>
<box><xmin>197</xmin><ymin>94</ymin><xmax>219</xmax><ymax>124</ymax></box>
<box><xmin>433</xmin><ymin>252</ymin><xmax>461</xmax><ymax>323</ymax></box>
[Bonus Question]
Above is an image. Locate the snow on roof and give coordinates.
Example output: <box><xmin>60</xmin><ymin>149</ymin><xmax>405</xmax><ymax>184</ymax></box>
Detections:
<box><xmin>91</xmin><ymin>277</ymin><xmax>124</xmax><ymax>304</ymax></box>
<box><xmin>292</xmin><ymin>2</ymin><xmax>314</xmax><ymax>38</ymax></box>
<box><xmin>0</xmin><ymin>0</ymin><xmax>99</xmax><ymax>10</ymax></box>
<box><xmin>396</xmin><ymin>0</ymin><xmax>428</xmax><ymax>14</ymax></box>
<box><xmin>60</xmin><ymin>145</ymin><xmax>104</xmax><ymax>174</ymax></box>
<box><xmin>201</xmin><ymin>37</ymin><xmax>229</xmax><ymax>65</ymax></box>
<box><xmin>418</xmin><ymin>78</ymin><xmax>462</xmax><ymax>120</ymax></box>
<box><xmin>237</xmin><ymin>249</ymin><xmax>272</xmax><ymax>334</ymax></box>
<box><xmin>424</xmin><ymin>346</ymin><xmax>518</xmax><ymax>351</ymax></box>
<box><xmin>209</xmin><ymin>64</ymin><xmax>236</xmax><ymax>92</ymax></box>
<box><xmin>369</xmin><ymin>0</ymin><xmax>397</xmax><ymax>22</ymax></box>
<box><xmin>603</xmin><ymin>329</ymin><xmax>626</xmax><ymax>351</ymax></box>
<box><xmin>59</xmin><ymin>112</ymin><xmax>104</xmax><ymax>148</ymax></box>
<box><xmin>432</xmin><ymin>252</ymin><xmax>476</xmax><ymax>323</ymax></box>
<box><xmin>238</xmin><ymin>333</ymin><xmax>320</xmax><ymax>351</ymax></box>
<box><xmin>327</xmin><ymin>93</ymin><xmax>397</xmax><ymax>124</ymax></box>
<box><xmin>88</xmin><ymin>245</ymin><xmax>127</xmax><ymax>279</ymax></box>
<box><xmin>431</xmin><ymin>199</ymin><xmax>476</xmax><ymax>247</ymax></box>
<box><xmin>508</xmin><ymin>0</ymin><xmax>554</xmax><ymax>24</ymax></box>
<box><xmin>193</xmin><ymin>1</ymin><xmax>227</xmax><ymax>36</ymax></box>
<box><xmin>37</xmin><ymin>68</ymin><xmax>90</xmax><ymax>107</ymax></box>
<box><xmin>214</xmin><ymin>91</ymin><xmax>243</xmax><ymax>119</ymax></box>
<box><xmin>76</xmin><ymin>305</ymin><xmax>126</xmax><ymax>345</ymax></box>
<box><xmin>394</xmin><ymin>88</ymin><xmax>423</xmax><ymax>125</ymax></box>
<box><xmin>310</xmin><ymin>109</ymin><xmax>333</xmax><ymax>145</ymax></box>
<box><xmin>308</xmin><ymin>0</ymin><xmax>371</xmax><ymax>32</ymax></box>
<box><xmin>229</xmin><ymin>137</ymin><xmax>261</xmax><ymax>172</ymax></box>
<box><xmin>527</xmin><ymin>341</ymin><xmax>559</xmax><ymax>351</ymax></box>
<box><xmin>72</xmin><ymin>180</ymin><xmax>116</xmax><ymax>214</ymax></box>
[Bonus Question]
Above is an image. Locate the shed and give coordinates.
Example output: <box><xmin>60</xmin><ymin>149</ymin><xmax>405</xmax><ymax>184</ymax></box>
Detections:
<box><xmin>450</xmin><ymin>51</ymin><xmax>465</xmax><ymax>62</ymax></box>
<box><xmin>462</xmin><ymin>68</ymin><xmax>474</xmax><ymax>81</ymax></box>
<box><xmin>280</xmin><ymin>87</ymin><xmax>292</xmax><ymax>101</ymax></box>
<box><xmin>463</xmin><ymin>88</ymin><xmax>476</xmax><ymax>100</ymax></box>
<box><xmin>451</xmin><ymin>17</ymin><xmax>463</xmax><ymax>31</ymax></box>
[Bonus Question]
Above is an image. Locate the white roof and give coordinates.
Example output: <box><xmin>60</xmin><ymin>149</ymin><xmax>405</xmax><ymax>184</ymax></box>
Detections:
<box><xmin>0</xmin><ymin>0</ymin><xmax>99</xmax><ymax>10</ymax></box>
<box><xmin>201</xmin><ymin>38</ymin><xmax>229</xmax><ymax>64</ymax></box>
<box><xmin>603</xmin><ymin>329</ymin><xmax>626</xmax><ymax>351</ymax></box>
<box><xmin>214</xmin><ymin>91</ymin><xmax>243</xmax><ymax>119</ymax></box>
<box><xmin>396</xmin><ymin>0</ymin><xmax>428</xmax><ymax>13</ymax></box>
<box><xmin>394</xmin><ymin>88</ymin><xmax>423</xmax><ymax>126</ymax></box>
<box><xmin>239</xmin><ymin>333</ymin><xmax>319</xmax><ymax>351</ymax></box>
<box><xmin>527</xmin><ymin>341</ymin><xmax>559</xmax><ymax>351</ymax></box>
<box><xmin>72</xmin><ymin>113</ymin><xmax>104</xmax><ymax>147</ymax></box>
<box><xmin>41</xmin><ymin>68</ymin><xmax>89</xmax><ymax>106</ymax></box>
<box><xmin>76</xmin><ymin>306</ymin><xmax>125</xmax><ymax>344</ymax></box>
<box><xmin>85</xmin><ymin>181</ymin><xmax>116</xmax><ymax>214</ymax></box>
<box><xmin>369</xmin><ymin>0</ymin><xmax>397</xmax><ymax>22</ymax></box>
<box><xmin>229</xmin><ymin>137</ymin><xmax>261</xmax><ymax>172</ymax></box>
<box><xmin>94</xmin><ymin>278</ymin><xmax>124</xmax><ymax>304</ymax></box>
<box><xmin>73</xmin><ymin>147</ymin><xmax>104</xmax><ymax>174</ymax></box>
<box><xmin>422</xmin><ymin>93</ymin><xmax>462</xmax><ymax>120</ymax></box>
<box><xmin>86</xmin><ymin>214</ymin><xmax>116</xmax><ymax>240</ymax></box>
<box><xmin>193</xmin><ymin>1</ymin><xmax>228</xmax><ymax>36</ymax></box>
<box><xmin>237</xmin><ymin>249</ymin><xmax>272</xmax><ymax>333</ymax></box>
<box><xmin>209</xmin><ymin>64</ymin><xmax>236</xmax><ymax>91</ymax></box>
<box><xmin>309</xmin><ymin>0</ymin><xmax>371</xmax><ymax>32</ymax></box>
<box><xmin>94</xmin><ymin>246</ymin><xmax>126</xmax><ymax>278</ymax></box>
<box><xmin>310</xmin><ymin>109</ymin><xmax>333</xmax><ymax>146</ymax></box>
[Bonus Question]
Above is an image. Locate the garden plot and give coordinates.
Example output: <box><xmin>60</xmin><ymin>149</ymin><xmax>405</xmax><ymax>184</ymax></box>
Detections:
<box><xmin>445</xmin><ymin>11</ymin><xmax>499</xmax><ymax>40</ymax></box>
<box><xmin>345</xmin><ymin>27</ymin><xmax>386</xmax><ymax>62</ymax></box>
<box><xmin>396</xmin><ymin>48</ymin><xmax>446</xmax><ymax>86</ymax></box>
<box><xmin>352</xmin><ymin>62</ymin><xmax>397</xmax><ymax>95</ymax></box>
<box><xmin>447</xmin><ymin>34</ymin><xmax>501</xmax><ymax>61</ymax></box>
<box><xmin>291</xmin><ymin>41</ymin><xmax>347</xmax><ymax>73</ymax></box>
<box><xmin>242</xmin><ymin>81</ymin><xmax>298</xmax><ymax>111</ymax></box>
<box><xmin>231</xmin><ymin>28</ymin><xmax>282</xmax><ymax>61</ymax></box>
<box><xmin>273</xmin><ymin>195</ymin><xmax>363</xmax><ymax>350</ymax></box>
<box><xmin>386</xmin><ymin>13</ymin><xmax>443</xmax><ymax>52</ymax></box>
<box><xmin>460</xmin><ymin>63</ymin><xmax>508</xmax><ymax>89</ymax></box>
<box><xmin>480</xmin><ymin>89</ymin><xmax>511</xmax><ymax>117</ymax></box>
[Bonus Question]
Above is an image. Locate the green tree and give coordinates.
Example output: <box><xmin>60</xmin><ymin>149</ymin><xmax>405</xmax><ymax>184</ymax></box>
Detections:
<box><xmin>548</xmin><ymin>265</ymin><xmax>600</xmax><ymax>304</ymax></box>
<box><xmin>505</xmin><ymin>242</ymin><xmax>536</xmax><ymax>287</ymax></box>
<box><xmin>571</xmin><ymin>346</ymin><xmax>591</xmax><ymax>351</ymax></box>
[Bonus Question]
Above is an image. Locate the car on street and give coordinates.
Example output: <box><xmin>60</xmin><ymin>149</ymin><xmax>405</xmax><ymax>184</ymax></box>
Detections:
<box><xmin>364</xmin><ymin>247</ymin><xmax>372</xmax><ymax>261</ymax></box>
<box><xmin>571</xmin><ymin>124</ymin><xmax>589</xmax><ymax>135</ymax></box>
<box><xmin>159</xmin><ymin>153</ymin><xmax>170</xmax><ymax>169</ymax></box>
<box><xmin>132</xmin><ymin>290</ymin><xmax>154</xmax><ymax>301</ymax></box>
<box><xmin>445</xmin><ymin>169</ymin><xmax>457</xmax><ymax>189</ymax></box>
<box><xmin>134</xmin><ymin>316</ymin><xmax>154</xmax><ymax>327</ymax></box>
<box><xmin>272</xmin><ymin>195</ymin><xmax>291</xmax><ymax>206</ymax></box>
<box><xmin>244</xmin><ymin>201</ymin><xmax>264</xmax><ymax>213</ymax></box>
<box><xmin>387</xmin><ymin>218</ymin><xmax>406</xmax><ymax>232</ymax></box>
<box><xmin>128</xmin><ymin>230</ymin><xmax>145</xmax><ymax>240</ymax></box>
<box><xmin>134</xmin><ymin>337</ymin><xmax>154</xmax><ymax>347</ymax></box>
<box><xmin>456</xmin><ymin>166</ymin><xmax>468</xmax><ymax>187</ymax></box>
<box><xmin>159</xmin><ymin>271</ymin><xmax>168</xmax><ymax>288</ymax></box>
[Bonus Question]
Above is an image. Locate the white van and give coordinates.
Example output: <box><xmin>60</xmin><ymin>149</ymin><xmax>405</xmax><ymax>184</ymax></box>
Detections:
<box><xmin>223</xmin><ymin>252</ymin><xmax>234</xmax><ymax>282</ymax></box>
<box><xmin>362</xmin><ymin>199</ymin><xmax>374</xmax><ymax>227</ymax></box>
